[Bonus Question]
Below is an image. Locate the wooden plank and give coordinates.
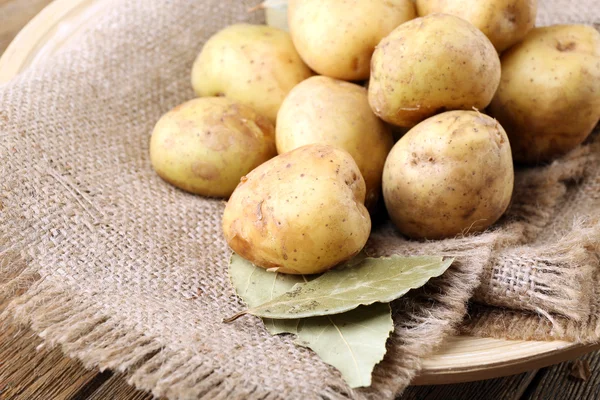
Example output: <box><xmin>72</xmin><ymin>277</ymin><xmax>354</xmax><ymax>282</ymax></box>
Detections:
<box><xmin>0</xmin><ymin>317</ymin><xmax>106</xmax><ymax>400</ymax></box>
<box><xmin>523</xmin><ymin>350</ymin><xmax>600</xmax><ymax>400</ymax></box>
<box><xmin>0</xmin><ymin>314</ymin><xmax>155</xmax><ymax>400</ymax></box>
<box><xmin>0</xmin><ymin>272</ymin><xmax>105</xmax><ymax>400</ymax></box>
<box><xmin>84</xmin><ymin>374</ymin><xmax>153</xmax><ymax>400</ymax></box>
<box><xmin>0</xmin><ymin>0</ymin><xmax>54</xmax><ymax>54</ymax></box>
<box><xmin>400</xmin><ymin>370</ymin><xmax>538</xmax><ymax>400</ymax></box>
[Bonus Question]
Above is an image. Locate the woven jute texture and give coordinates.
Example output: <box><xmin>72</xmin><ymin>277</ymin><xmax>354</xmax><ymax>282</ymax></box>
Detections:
<box><xmin>0</xmin><ymin>0</ymin><xmax>598</xmax><ymax>399</ymax></box>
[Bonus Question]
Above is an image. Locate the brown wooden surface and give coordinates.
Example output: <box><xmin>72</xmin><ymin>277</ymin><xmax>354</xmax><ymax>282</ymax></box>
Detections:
<box><xmin>3</xmin><ymin>315</ymin><xmax>600</xmax><ymax>400</ymax></box>
<box><xmin>0</xmin><ymin>0</ymin><xmax>51</xmax><ymax>54</ymax></box>
<box><xmin>401</xmin><ymin>370</ymin><xmax>538</xmax><ymax>400</ymax></box>
<box><xmin>524</xmin><ymin>351</ymin><xmax>600</xmax><ymax>400</ymax></box>
<box><xmin>1</xmin><ymin>1</ymin><xmax>599</xmax><ymax>399</ymax></box>
<box><xmin>85</xmin><ymin>375</ymin><xmax>152</xmax><ymax>400</ymax></box>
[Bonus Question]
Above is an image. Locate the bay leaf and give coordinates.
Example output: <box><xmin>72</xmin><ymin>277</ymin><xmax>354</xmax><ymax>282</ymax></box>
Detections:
<box><xmin>228</xmin><ymin>253</ymin><xmax>303</xmax><ymax>334</ymax></box>
<box><xmin>294</xmin><ymin>303</ymin><xmax>393</xmax><ymax>388</ymax></box>
<box><xmin>228</xmin><ymin>254</ymin><xmax>394</xmax><ymax>388</ymax></box>
<box><xmin>236</xmin><ymin>255</ymin><xmax>453</xmax><ymax>320</ymax></box>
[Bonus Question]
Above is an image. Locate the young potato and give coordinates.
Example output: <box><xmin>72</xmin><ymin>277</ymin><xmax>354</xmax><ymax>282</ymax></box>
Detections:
<box><xmin>276</xmin><ymin>76</ymin><xmax>394</xmax><ymax>209</ymax></box>
<box><xmin>368</xmin><ymin>14</ymin><xmax>501</xmax><ymax>128</ymax></box>
<box><xmin>416</xmin><ymin>0</ymin><xmax>537</xmax><ymax>52</ymax></box>
<box><xmin>191</xmin><ymin>24</ymin><xmax>312</xmax><ymax>123</ymax></box>
<box><xmin>223</xmin><ymin>144</ymin><xmax>371</xmax><ymax>275</ymax></box>
<box><xmin>150</xmin><ymin>97</ymin><xmax>276</xmax><ymax>197</ymax></box>
<box><xmin>288</xmin><ymin>0</ymin><xmax>416</xmax><ymax>81</ymax></box>
<box><xmin>383</xmin><ymin>111</ymin><xmax>514</xmax><ymax>240</ymax></box>
<box><xmin>488</xmin><ymin>25</ymin><xmax>600</xmax><ymax>164</ymax></box>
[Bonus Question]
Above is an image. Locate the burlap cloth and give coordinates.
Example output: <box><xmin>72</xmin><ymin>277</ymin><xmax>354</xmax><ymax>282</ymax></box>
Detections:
<box><xmin>0</xmin><ymin>0</ymin><xmax>598</xmax><ymax>399</ymax></box>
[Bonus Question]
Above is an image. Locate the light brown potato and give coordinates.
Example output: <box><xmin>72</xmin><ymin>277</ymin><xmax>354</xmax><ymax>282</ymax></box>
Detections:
<box><xmin>191</xmin><ymin>24</ymin><xmax>312</xmax><ymax>123</ymax></box>
<box><xmin>223</xmin><ymin>144</ymin><xmax>371</xmax><ymax>274</ymax></box>
<box><xmin>150</xmin><ymin>97</ymin><xmax>276</xmax><ymax>197</ymax></box>
<box><xmin>416</xmin><ymin>0</ymin><xmax>537</xmax><ymax>52</ymax></box>
<box><xmin>488</xmin><ymin>25</ymin><xmax>600</xmax><ymax>164</ymax></box>
<box><xmin>382</xmin><ymin>111</ymin><xmax>514</xmax><ymax>239</ymax></box>
<box><xmin>368</xmin><ymin>14</ymin><xmax>501</xmax><ymax>128</ymax></box>
<box><xmin>288</xmin><ymin>0</ymin><xmax>416</xmax><ymax>81</ymax></box>
<box><xmin>276</xmin><ymin>76</ymin><xmax>394</xmax><ymax>209</ymax></box>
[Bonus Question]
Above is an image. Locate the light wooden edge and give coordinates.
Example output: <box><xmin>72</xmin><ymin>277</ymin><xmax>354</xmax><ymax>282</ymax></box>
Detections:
<box><xmin>0</xmin><ymin>0</ymin><xmax>106</xmax><ymax>84</ymax></box>
<box><xmin>414</xmin><ymin>341</ymin><xmax>600</xmax><ymax>385</ymax></box>
<box><xmin>0</xmin><ymin>0</ymin><xmax>596</xmax><ymax>386</ymax></box>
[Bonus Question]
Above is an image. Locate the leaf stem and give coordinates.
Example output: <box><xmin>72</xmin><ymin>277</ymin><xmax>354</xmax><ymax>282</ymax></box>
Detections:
<box><xmin>223</xmin><ymin>310</ymin><xmax>249</xmax><ymax>323</ymax></box>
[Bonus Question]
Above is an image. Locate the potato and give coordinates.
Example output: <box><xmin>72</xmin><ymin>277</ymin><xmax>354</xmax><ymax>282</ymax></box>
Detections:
<box><xmin>382</xmin><ymin>111</ymin><xmax>514</xmax><ymax>239</ymax></box>
<box><xmin>288</xmin><ymin>0</ymin><xmax>416</xmax><ymax>81</ymax></box>
<box><xmin>191</xmin><ymin>24</ymin><xmax>312</xmax><ymax>123</ymax></box>
<box><xmin>223</xmin><ymin>144</ymin><xmax>371</xmax><ymax>274</ymax></box>
<box><xmin>368</xmin><ymin>14</ymin><xmax>501</xmax><ymax>128</ymax></box>
<box><xmin>488</xmin><ymin>25</ymin><xmax>600</xmax><ymax>164</ymax></box>
<box><xmin>416</xmin><ymin>0</ymin><xmax>537</xmax><ymax>52</ymax></box>
<box><xmin>276</xmin><ymin>76</ymin><xmax>394</xmax><ymax>209</ymax></box>
<box><xmin>150</xmin><ymin>97</ymin><xmax>276</xmax><ymax>197</ymax></box>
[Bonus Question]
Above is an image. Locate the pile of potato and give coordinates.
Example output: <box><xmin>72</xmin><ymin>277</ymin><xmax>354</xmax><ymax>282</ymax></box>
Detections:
<box><xmin>150</xmin><ymin>0</ymin><xmax>600</xmax><ymax>275</ymax></box>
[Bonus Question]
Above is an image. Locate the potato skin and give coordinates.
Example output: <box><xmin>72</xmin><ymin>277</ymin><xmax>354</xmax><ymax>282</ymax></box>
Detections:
<box><xmin>288</xmin><ymin>0</ymin><xmax>415</xmax><ymax>81</ymax></box>
<box><xmin>191</xmin><ymin>24</ymin><xmax>312</xmax><ymax>123</ymax></box>
<box><xmin>416</xmin><ymin>0</ymin><xmax>537</xmax><ymax>52</ymax></box>
<box><xmin>488</xmin><ymin>25</ymin><xmax>600</xmax><ymax>164</ymax></box>
<box><xmin>368</xmin><ymin>14</ymin><xmax>500</xmax><ymax>128</ymax></box>
<box><xmin>149</xmin><ymin>97</ymin><xmax>276</xmax><ymax>197</ymax></box>
<box><xmin>382</xmin><ymin>111</ymin><xmax>514</xmax><ymax>240</ymax></box>
<box><xmin>276</xmin><ymin>76</ymin><xmax>394</xmax><ymax>209</ymax></box>
<box><xmin>223</xmin><ymin>144</ymin><xmax>371</xmax><ymax>274</ymax></box>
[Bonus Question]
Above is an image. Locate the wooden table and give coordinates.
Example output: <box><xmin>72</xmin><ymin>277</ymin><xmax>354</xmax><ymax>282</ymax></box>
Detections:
<box><xmin>1</xmin><ymin>1</ymin><xmax>599</xmax><ymax>399</ymax></box>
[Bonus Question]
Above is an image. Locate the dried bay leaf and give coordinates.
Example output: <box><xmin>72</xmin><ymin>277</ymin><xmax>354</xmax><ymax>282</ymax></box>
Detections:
<box><xmin>295</xmin><ymin>303</ymin><xmax>393</xmax><ymax>388</ymax></box>
<box><xmin>228</xmin><ymin>253</ymin><xmax>303</xmax><ymax>335</ymax></box>
<box><xmin>228</xmin><ymin>254</ymin><xmax>394</xmax><ymax>388</ymax></box>
<box><xmin>230</xmin><ymin>255</ymin><xmax>453</xmax><ymax>320</ymax></box>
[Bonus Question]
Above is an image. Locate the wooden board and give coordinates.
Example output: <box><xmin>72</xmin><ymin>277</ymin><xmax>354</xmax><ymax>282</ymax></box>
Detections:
<box><xmin>523</xmin><ymin>350</ymin><xmax>600</xmax><ymax>400</ymax></box>
<box><xmin>0</xmin><ymin>0</ymin><xmax>597</xmax><ymax>387</ymax></box>
<box><xmin>3</xmin><ymin>312</ymin><xmax>600</xmax><ymax>399</ymax></box>
<box><xmin>401</xmin><ymin>370</ymin><xmax>538</xmax><ymax>400</ymax></box>
<box><xmin>85</xmin><ymin>375</ymin><xmax>154</xmax><ymax>400</ymax></box>
<box><xmin>417</xmin><ymin>336</ymin><xmax>599</xmax><ymax>385</ymax></box>
<box><xmin>0</xmin><ymin>0</ymin><xmax>52</xmax><ymax>54</ymax></box>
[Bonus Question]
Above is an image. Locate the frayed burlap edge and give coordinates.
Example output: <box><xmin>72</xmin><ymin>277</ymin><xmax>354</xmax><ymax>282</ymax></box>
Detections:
<box><xmin>0</xmin><ymin>246</ymin><xmax>487</xmax><ymax>400</ymax></box>
<box><xmin>474</xmin><ymin>220</ymin><xmax>598</xmax><ymax>321</ymax></box>
<box><xmin>472</xmin><ymin>135</ymin><xmax>600</xmax><ymax>321</ymax></box>
<box><xmin>2</xmin><ymin>275</ymin><xmax>312</xmax><ymax>400</ymax></box>
<box><xmin>360</xmin><ymin>246</ymin><xmax>491</xmax><ymax>398</ymax></box>
<box><xmin>463</xmin><ymin>221</ymin><xmax>600</xmax><ymax>343</ymax></box>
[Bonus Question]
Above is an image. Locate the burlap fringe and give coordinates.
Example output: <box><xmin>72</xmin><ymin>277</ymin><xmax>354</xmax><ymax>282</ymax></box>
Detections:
<box><xmin>360</xmin><ymin>248</ymin><xmax>489</xmax><ymax>399</ymax></box>
<box><xmin>474</xmin><ymin>220</ymin><xmax>598</xmax><ymax>321</ymax></box>
<box><xmin>2</xmin><ymin>277</ymin><xmax>354</xmax><ymax>400</ymax></box>
<box><xmin>0</xmin><ymin>247</ymin><xmax>486</xmax><ymax>400</ymax></box>
<box><xmin>464</xmin><ymin>220</ymin><xmax>600</xmax><ymax>342</ymax></box>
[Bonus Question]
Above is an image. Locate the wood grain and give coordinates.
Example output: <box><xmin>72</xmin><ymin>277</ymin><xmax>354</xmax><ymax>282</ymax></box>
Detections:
<box><xmin>85</xmin><ymin>375</ymin><xmax>153</xmax><ymax>400</ymax></box>
<box><xmin>401</xmin><ymin>370</ymin><xmax>538</xmax><ymax>400</ymax></box>
<box><xmin>0</xmin><ymin>319</ymin><xmax>100</xmax><ymax>399</ymax></box>
<box><xmin>524</xmin><ymin>351</ymin><xmax>600</xmax><ymax>400</ymax></box>
<box><xmin>0</xmin><ymin>0</ymin><xmax>53</xmax><ymax>54</ymax></box>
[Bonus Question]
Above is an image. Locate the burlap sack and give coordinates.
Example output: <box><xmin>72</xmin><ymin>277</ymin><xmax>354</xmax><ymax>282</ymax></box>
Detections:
<box><xmin>0</xmin><ymin>0</ymin><xmax>598</xmax><ymax>399</ymax></box>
